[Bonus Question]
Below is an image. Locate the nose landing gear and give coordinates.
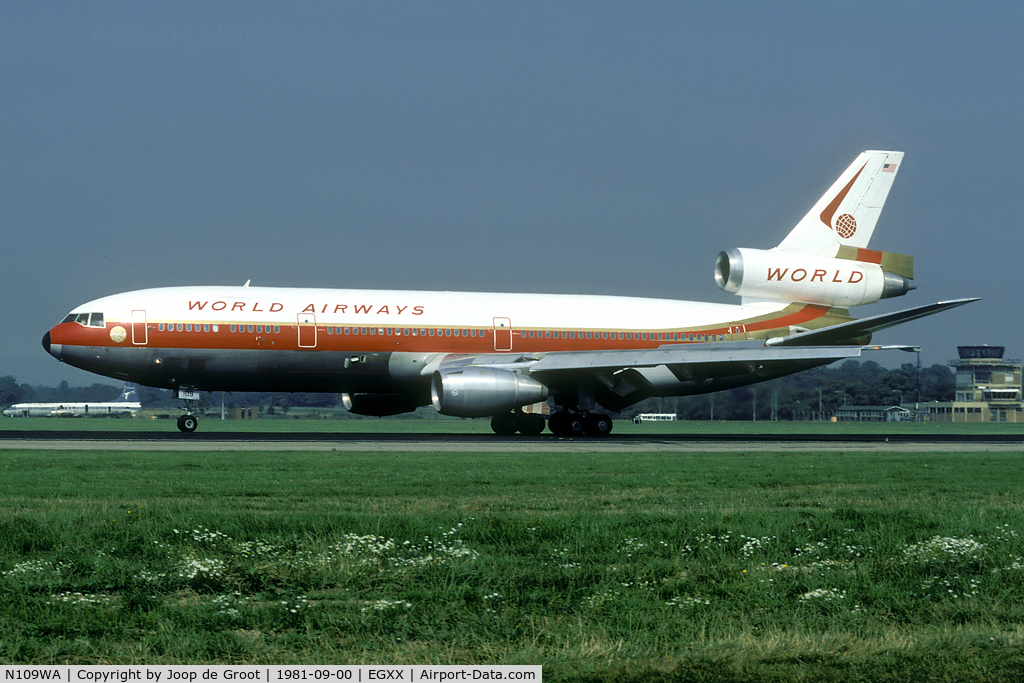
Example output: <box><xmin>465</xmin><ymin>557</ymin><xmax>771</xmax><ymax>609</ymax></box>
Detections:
<box><xmin>177</xmin><ymin>414</ymin><xmax>198</xmax><ymax>433</ymax></box>
<box><xmin>174</xmin><ymin>388</ymin><xmax>201</xmax><ymax>433</ymax></box>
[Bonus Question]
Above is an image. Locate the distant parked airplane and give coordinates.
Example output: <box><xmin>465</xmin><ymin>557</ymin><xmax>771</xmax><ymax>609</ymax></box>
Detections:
<box><xmin>3</xmin><ymin>383</ymin><xmax>141</xmax><ymax>418</ymax></box>
<box><xmin>40</xmin><ymin>151</ymin><xmax>975</xmax><ymax>434</ymax></box>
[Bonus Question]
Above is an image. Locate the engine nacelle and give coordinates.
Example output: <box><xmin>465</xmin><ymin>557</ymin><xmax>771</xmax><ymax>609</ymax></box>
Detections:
<box><xmin>715</xmin><ymin>248</ymin><xmax>913</xmax><ymax>307</ymax></box>
<box><xmin>431</xmin><ymin>367</ymin><xmax>548</xmax><ymax>418</ymax></box>
<box><xmin>341</xmin><ymin>393</ymin><xmax>423</xmax><ymax>416</ymax></box>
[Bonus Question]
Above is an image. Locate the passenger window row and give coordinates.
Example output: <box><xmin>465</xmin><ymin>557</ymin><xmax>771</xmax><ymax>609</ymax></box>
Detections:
<box><xmin>122</xmin><ymin>321</ymin><xmax>726</xmax><ymax>342</ymax></box>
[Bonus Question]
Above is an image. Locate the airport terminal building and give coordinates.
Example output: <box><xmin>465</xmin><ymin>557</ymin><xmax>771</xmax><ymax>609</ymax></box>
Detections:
<box><xmin>927</xmin><ymin>345</ymin><xmax>1023</xmax><ymax>423</ymax></box>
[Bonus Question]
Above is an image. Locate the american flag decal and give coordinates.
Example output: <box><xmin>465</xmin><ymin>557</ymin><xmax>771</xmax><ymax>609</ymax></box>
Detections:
<box><xmin>882</xmin><ymin>163</ymin><xmax>897</xmax><ymax>173</ymax></box>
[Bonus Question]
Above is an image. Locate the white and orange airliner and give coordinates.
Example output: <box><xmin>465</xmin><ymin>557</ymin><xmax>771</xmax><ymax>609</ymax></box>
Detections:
<box><xmin>42</xmin><ymin>151</ymin><xmax>975</xmax><ymax>434</ymax></box>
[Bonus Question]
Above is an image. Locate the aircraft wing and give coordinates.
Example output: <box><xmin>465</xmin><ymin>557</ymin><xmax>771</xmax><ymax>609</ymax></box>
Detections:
<box><xmin>434</xmin><ymin>298</ymin><xmax>979</xmax><ymax>412</ymax></box>
<box><xmin>524</xmin><ymin>340</ymin><xmax>866</xmax><ymax>373</ymax></box>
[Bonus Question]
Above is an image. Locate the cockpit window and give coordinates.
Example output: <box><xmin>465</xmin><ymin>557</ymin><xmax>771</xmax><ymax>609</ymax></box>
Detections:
<box><xmin>63</xmin><ymin>312</ymin><xmax>104</xmax><ymax>327</ymax></box>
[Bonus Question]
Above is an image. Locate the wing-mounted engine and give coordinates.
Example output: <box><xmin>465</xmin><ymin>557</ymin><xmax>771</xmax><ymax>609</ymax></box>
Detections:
<box><xmin>715</xmin><ymin>248</ymin><xmax>914</xmax><ymax>307</ymax></box>
<box><xmin>431</xmin><ymin>367</ymin><xmax>548</xmax><ymax>418</ymax></box>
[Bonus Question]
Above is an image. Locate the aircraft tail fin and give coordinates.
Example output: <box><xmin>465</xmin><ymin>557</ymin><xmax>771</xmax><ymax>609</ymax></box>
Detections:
<box><xmin>777</xmin><ymin>150</ymin><xmax>904</xmax><ymax>258</ymax></box>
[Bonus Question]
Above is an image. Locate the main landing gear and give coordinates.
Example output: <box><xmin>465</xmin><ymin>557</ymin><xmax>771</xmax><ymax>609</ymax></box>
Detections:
<box><xmin>548</xmin><ymin>411</ymin><xmax>613</xmax><ymax>437</ymax></box>
<box><xmin>490</xmin><ymin>411</ymin><xmax>546</xmax><ymax>436</ymax></box>
<box><xmin>489</xmin><ymin>410</ymin><xmax>613</xmax><ymax>437</ymax></box>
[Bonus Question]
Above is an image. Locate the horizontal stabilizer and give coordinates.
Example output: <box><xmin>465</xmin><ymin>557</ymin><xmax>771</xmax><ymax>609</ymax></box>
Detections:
<box><xmin>766</xmin><ymin>298</ymin><xmax>980</xmax><ymax>347</ymax></box>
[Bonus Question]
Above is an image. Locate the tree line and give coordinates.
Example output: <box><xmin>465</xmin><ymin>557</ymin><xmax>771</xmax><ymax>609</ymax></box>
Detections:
<box><xmin>628</xmin><ymin>360</ymin><xmax>954</xmax><ymax>421</ymax></box>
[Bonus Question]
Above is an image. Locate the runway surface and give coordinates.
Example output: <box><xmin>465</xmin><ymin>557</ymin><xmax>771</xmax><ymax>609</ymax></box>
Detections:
<box><xmin>2</xmin><ymin>430</ymin><xmax>1023</xmax><ymax>452</ymax></box>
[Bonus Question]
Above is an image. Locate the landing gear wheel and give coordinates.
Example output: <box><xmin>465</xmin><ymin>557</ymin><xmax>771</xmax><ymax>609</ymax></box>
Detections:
<box><xmin>490</xmin><ymin>412</ymin><xmax>520</xmax><ymax>436</ymax></box>
<box><xmin>584</xmin><ymin>413</ymin><xmax>613</xmax><ymax>436</ymax></box>
<box><xmin>177</xmin><ymin>414</ymin><xmax>198</xmax><ymax>433</ymax></box>
<box><xmin>549</xmin><ymin>411</ymin><xmax>585</xmax><ymax>437</ymax></box>
<box><xmin>517</xmin><ymin>413</ymin><xmax>546</xmax><ymax>436</ymax></box>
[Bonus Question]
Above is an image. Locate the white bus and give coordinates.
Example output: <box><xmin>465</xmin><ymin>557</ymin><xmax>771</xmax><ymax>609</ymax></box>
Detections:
<box><xmin>633</xmin><ymin>413</ymin><xmax>676</xmax><ymax>423</ymax></box>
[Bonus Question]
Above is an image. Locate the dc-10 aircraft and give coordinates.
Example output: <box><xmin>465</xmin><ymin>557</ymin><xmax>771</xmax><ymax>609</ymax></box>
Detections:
<box><xmin>42</xmin><ymin>150</ymin><xmax>975</xmax><ymax>435</ymax></box>
<box><xmin>3</xmin><ymin>383</ymin><xmax>141</xmax><ymax>418</ymax></box>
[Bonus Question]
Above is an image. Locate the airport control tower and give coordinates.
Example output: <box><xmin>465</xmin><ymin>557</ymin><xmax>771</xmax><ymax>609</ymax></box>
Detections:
<box><xmin>928</xmin><ymin>345</ymin><xmax>1023</xmax><ymax>422</ymax></box>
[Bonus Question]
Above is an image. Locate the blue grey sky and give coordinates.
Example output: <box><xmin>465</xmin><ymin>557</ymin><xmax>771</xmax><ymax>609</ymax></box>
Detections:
<box><xmin>3</xmin><ymin>2</ymin><xmax>1021</xmax><ymax>386</ymax></box>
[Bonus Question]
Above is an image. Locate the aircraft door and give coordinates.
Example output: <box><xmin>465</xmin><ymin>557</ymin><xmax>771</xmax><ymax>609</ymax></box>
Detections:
<box><xmin>493</xmin><ymin>317</ymin><xmax>513</xmax><ymax>351</ymax></box>
<box><xmin>131</xmin><ymin>310</ymin><xmax>148</xmax><ymax>345</ymax></box>
<box><xmin>297</xmin><ymin>313</ymin><xmax>317</xmax><ymax>348</ymax></box>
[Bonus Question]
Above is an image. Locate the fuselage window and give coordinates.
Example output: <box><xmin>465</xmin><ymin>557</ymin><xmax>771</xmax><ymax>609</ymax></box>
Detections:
<box><xmin>618</xmin><ymin>332</ymin><xmax>624</xmax><ymax>340</ymax></box>
<box><xmin>428</xmin><ymin>329</ymin><xmax>434</xmax><ymax>336</ymax></box>
<box><xmin>361</xmin><ymin>328</ymin><xmax>368</xmax><ymax>335</ymax></box>
<box><xmin>569</xmin><ymin>331</ymin><xmax>575</xmax><ymax>339</ymax></box>
<box><xmin>176</xmin><ymin>324</ymin><xmax>184</xmax><ymax>332</ymax></box>
<box><xmin>158</xmin><ymin>323</ymin><xmax>165</xmax><ymax>332</ymax></box>
<box><xmin>386</xmin><ymin>328</ymin><xmax>393</xmax><ymax>336</ymax></box>
<box><xmin>688</xmin><ymin>334</ymin><xmax>694</xmax><ymax>340</ymax></box>
<box><xmin>187</xmin><ymin>324</ymin><xmax>194</xmax><ymax>332</ymax></box>
<box><xmin>344</xmin><ymin>327</ymin><xmax>351</xmax><ymax>335</ymax></box>
<box><xmin>204</xmin><ymin>324</ymin><xmax>211</xmax><ymax>332</ymax></box>
<box><xmin>369</xmin><ymin>328</ymin><xmax>376</xmax><ymax>335</ymax></box>
<box><xmin>462</xmin><ymin>329</ymin><xmax>468</xmax><ymax>337</ymax></box>
<box><xmin>470</xmin><ymin>329</ymin><xmax>476</xmax><ymax>337</ymax></box>
<box><xmin>230</xmin><ymin>325</ymin><xmax>236</xmax><ymax>333</ymax></box>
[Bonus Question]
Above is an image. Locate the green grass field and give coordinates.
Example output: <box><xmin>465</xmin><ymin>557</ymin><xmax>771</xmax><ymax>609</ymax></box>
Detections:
<box><xmin>2</xmin><ymin>440</ymin><xmax>1024</xmax><ymax>681</ymax></box>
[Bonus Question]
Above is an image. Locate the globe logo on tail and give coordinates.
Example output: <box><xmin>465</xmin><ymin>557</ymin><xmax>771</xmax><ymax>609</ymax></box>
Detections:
<box><xmin>835</xmin><ymin>213</ymin><xmax>857</xmax><ymax>239</ymax></box>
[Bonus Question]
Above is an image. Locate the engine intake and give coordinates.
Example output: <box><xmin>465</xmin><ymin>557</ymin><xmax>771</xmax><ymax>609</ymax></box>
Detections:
<box><xmin>715</xmin><ymin>248</ymin><xmax>913</xmax><ymax>307</ymax></box>
<box><xmin>431</xmin><ymin>367</ymin><xmax>548</xmax><ymax>418</ymax></box>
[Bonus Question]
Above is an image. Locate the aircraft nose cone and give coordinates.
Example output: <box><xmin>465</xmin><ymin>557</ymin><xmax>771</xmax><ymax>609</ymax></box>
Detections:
<box><xmin>42</xmin><ymin>330</ymin><xmax>62</xmax><ymax>360</ymax></box>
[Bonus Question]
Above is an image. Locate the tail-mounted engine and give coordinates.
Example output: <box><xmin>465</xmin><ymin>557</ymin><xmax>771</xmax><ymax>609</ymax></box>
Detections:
<box><xmin>715</xmin><ymin>248</ymin><xmax>914</xmax><ymax>307</ymax></box>
<box><xmin>431</xmin><ymin>367</ymin><xmax>548</xmax><ymax>418</ymax></box>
